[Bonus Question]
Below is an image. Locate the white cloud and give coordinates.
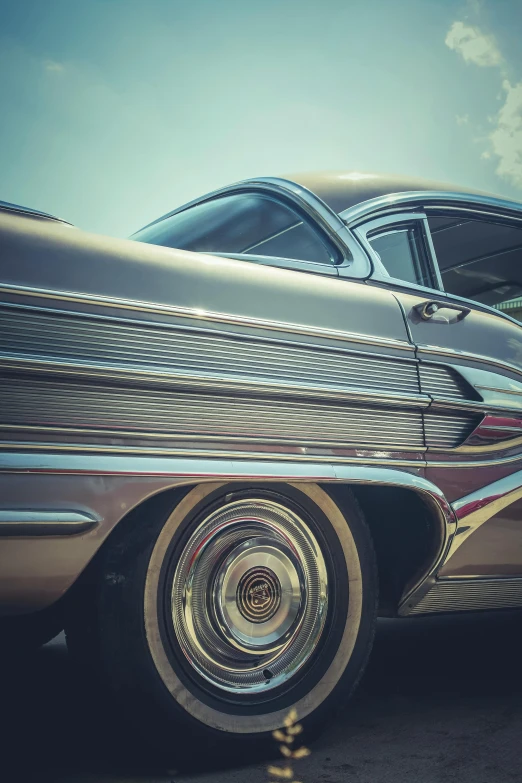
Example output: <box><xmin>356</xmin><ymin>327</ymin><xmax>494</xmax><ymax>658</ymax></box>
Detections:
<box><xmin>445</xmin><ymin>21</ymin><xmax>502</xmax><ymax>67</ymax></box>
<box><xmin>488</xmin><ymin>80</ymin><xmax>522</xmax><ymax>187</ymax></box>
<box><xmin>44</xmin><ymin>60</ymin><xmax>64</xmax><ymax>73</ymax></box>
<box><xmin>444</xmin><ymin>15</ymin><xmax>522</xmax><ymax>189</ymax></box>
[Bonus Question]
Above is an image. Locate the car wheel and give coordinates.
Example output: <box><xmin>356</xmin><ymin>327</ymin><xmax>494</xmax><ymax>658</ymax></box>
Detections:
<box><xmin>67</xmin><ymin>482</ymin><xmax>377</xmax><ymax>761</ymax></box>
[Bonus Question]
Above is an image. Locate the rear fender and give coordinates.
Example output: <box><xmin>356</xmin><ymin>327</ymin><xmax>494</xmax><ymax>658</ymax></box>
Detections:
<box><xmin>0</xmin><ymin>452</ymin><xmax>454</xmax><ymax>615</ymax></box>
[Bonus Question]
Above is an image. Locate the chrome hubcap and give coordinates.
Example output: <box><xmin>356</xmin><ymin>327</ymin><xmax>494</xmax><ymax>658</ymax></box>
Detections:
<box><xmin>236</xmin><ymin>565</ymin><xmax>282</xmax><ymax>624</ymax></box>
<box><xmin>171</xmin><ymin>498</ymin><xmax>328</xmax><ymax>693</ymax></box>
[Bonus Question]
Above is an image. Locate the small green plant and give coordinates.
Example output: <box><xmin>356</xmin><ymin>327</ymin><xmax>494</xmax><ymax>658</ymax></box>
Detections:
<box><xmin>268</xmin><ymin>709</ymin><xmax>311</xmax><ymax>783</ymax></box>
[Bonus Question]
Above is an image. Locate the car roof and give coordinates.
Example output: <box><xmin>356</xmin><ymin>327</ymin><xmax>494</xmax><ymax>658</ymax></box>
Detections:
<box><xmin>134</xmin><ymin>171</ymin><xmax>522</xmax><ymax>238</ymax></box>
<box><xmin>285</xmin><ymin>171</ymin><xmax>504</xmax><ymax>215</ymax></box>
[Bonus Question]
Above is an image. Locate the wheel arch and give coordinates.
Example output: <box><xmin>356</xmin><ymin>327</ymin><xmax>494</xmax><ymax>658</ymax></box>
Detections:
<box><xmin>77</xmin><ymin>468</ymin><xmax>453</xmax><ymax>618</ymax></box>
<box><xmin>323</xmin><ymin>483</ymin><xmax>449</xmax><ymax>615</ymax></box>
<box><xmin>0</xmin><ymin>456</ymin><xmax>453</xmax><ymax>617</ymax></box>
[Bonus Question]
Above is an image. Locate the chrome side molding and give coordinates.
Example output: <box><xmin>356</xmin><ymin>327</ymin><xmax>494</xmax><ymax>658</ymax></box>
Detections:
<box><xmin>448</xmin><ymin>468</ymin><xmax>522</xmax><ymax>560</ymax></box>
<box><xmin>0</xmin><ymin>450</ymin><xmax>428</xmax><ymax>482</ymax></box>
<box><xmin>0</xmin><ymin>509</ymin><xmax>99</xmax><ymax>536</ymax></box>
<box><xmin>402</xmin><ymin>576</ymin><xmax>522</xmax><ymax>615</ymax></box>
<box><xmin>449</xmin><ymin>364</ymin><xmax>522</xmax><ymax>411</ymax></box>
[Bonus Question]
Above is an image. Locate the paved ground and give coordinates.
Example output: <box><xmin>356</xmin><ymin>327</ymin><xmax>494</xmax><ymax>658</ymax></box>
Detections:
<box><xmin>4</xmin><ymin>611</ymin><xmax>522</xmax><ymax>782</ymax></box>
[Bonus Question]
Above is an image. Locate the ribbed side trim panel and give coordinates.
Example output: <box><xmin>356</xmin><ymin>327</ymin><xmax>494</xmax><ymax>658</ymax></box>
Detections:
<box><xmin>0</xmin><ymin>375</ymin><xmax>426</xmax><ymax>448</ymax></box>
<box><xmin>0</xmin><ymin>306</ymin><xmax>481</xmax><ymax>452</ymax></box>
<box><xmin>424</xmin><ymin>411</ymin><xmax>481</xmax><ymax>449</ymax></box>
<box><xmin>419</xmin><ymin>363</ymin><xmax>476</xmax><ymax>400</ymax></box>
<box><xmin>407</xmin><ymin>578</ymin><xmax>522</xmax><ymax>614</ymax></box>
<box><xmin>0</xmin><ymin>306</ymin><xmax>420</xmax><ymax>396</ymax></box>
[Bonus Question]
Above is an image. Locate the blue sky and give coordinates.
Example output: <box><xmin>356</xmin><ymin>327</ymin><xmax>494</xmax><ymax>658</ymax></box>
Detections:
<box><xmin>0</xmin><ymin>0</ymin><xmax>521</xmax><ymax>237</ymax></box>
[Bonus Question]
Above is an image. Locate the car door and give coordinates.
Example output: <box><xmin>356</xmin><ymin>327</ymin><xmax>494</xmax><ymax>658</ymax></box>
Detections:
<box><xmin>355</xmin><ymin>205</ymin><xmax>522</xmax><ymax>580</ymax></box>
<box><xmin>131</xmin><ymin>185</ymin><xmax>428</xmax><ymax>468</ymax></box>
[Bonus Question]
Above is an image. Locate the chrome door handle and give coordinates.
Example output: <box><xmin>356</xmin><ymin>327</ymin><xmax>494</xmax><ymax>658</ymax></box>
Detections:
<box><xmin>414</xmin><ymin>300</ymin><xmax>471</xmax><ymax>323</ymax></box>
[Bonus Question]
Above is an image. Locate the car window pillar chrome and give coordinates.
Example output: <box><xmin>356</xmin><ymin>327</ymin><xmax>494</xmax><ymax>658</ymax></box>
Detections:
<box><xmin>422</xmin><ymin>216</ymin><xmax>444</xmax><ymax>291</ymax></box>
<box><xmin>353</xmin><ymin>212</ymin><xmax>443</xmax><ymax>292</ymax></box>
<box><xmin>242</xmin><ymin>178</ymin><xmax>371</xmax><ymax>278</ymax></box>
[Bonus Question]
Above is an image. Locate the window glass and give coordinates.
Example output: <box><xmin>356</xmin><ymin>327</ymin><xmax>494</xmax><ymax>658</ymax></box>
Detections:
<box><xmin>368</xmin><ymin>223</ymin><xmax>433</xmax><ymax>286</ymax></box>
<box><xmin>428</xmin><ymin>216</ymin><xmax>522</xmax><ymax>307</ymax></box>
<box><xmin>132</xmin><ymin>193</ymin><xmax>339</xmax><ymax>265</ymax></box>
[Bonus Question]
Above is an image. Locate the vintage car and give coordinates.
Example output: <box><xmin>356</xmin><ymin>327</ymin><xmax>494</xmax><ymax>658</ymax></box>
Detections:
<box><xmin>2</xmin><ymin>171</ymin><xmax>522</xmax><ymax>754</ymax></box>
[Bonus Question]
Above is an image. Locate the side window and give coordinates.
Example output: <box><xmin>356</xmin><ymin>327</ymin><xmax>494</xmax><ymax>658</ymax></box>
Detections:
<box><xmin>368</xmin><ymin>223</ymin><xmax>433</xmax><ymax>286</ymax></box>
<box><xmin>132</xmin><ymin>193</ymin><xmax>340</xmax><ymax>265</ymax></box>
<box><xmin>357</xmin><ymin>215</ymin><xmax>436</xmax><ymax>287</ymax></box>
<box><xmin>428</xmin><ymin>215</ymin><xmax>522</xmax><ymax>307</ymax></box>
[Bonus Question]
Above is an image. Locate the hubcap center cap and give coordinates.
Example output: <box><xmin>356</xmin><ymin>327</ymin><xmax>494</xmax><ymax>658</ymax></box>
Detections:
<box><xmin>237</xmin><ymin>567</ymin><xmax>281</xmax><ymax>623</ymax></box>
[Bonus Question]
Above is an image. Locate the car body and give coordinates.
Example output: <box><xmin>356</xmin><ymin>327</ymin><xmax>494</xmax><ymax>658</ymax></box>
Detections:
<box><xmin>2</xmin><ymin>171</ymin><xmax>522</xmax><ymax>750</ymax></box>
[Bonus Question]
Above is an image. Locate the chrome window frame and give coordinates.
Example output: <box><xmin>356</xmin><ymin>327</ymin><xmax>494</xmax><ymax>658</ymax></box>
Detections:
<box><xmin>343</xmin><ymin>190</ymin><xmax>522</xmax><ymax>326</ymax></box>
<box><xmin>133</xmin><ymin>177</ymin><xmax>371</xmax><ymax>279</ymax></box>
<box><xmin>353</xmin><ymin>211</ymin><xmax>444</xmax><ymax>294</ymax></box>
<box><xmin>340</xmin><ymin>190</ymin><xmax>522</xmax><ymax>226</ymax></box>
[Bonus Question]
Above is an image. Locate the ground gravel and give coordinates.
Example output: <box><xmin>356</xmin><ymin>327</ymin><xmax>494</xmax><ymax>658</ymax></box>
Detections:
<box><xmin>4</xmin><ymin>611</ymin><xmax>522</xmax><ymax>782</ymax></box>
